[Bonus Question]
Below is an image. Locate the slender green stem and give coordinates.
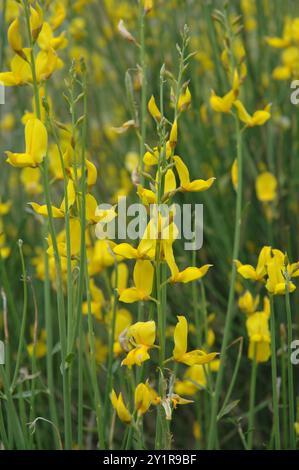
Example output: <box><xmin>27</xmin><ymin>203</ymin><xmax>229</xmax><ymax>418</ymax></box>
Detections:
<box><xmin>103</xmin><ymin>266</ymin><xmax>118</xmax><ymax>436</ymax></box>
<box><xmin>80</xmin><ymin>66</ymin><xmax>105</xmax><ymax>449</ymax></box>
<box><xmin>11</xmin><ymin>241</ymin><xmax>28</xmax><ymax>391</ymax></box>
<box><xmin>285</xmin><ymin>282</ymin><xmax>296</xmax><ymax>449</ymax></box>
<box><xmin>269</xmin><ymin>295</ymin><xmax>281</xmax><ymax>450</ymax></box>
<box><xmin>23</xmin><ymin>0</ymin><xmax>72</xmax><ymax>447</ymax></box>
<box><xmin>280</xmin><ymin>325</ymin><xmax>289</xmax><ymax>449</ymax></box>
<box><xmin>139</xmin><ymin>2</ymin><xmax>146</xmax><ymax>184</ymax></box>
<box><xmin>207</xmin><ymin>116</ymin><xmax>243</xmax><ymax>449</ymax></box>
<box><xmin>0</xmin><ymin>0</ymin><xmax>7</xmax><ymax>71</ymax></box>
<box><xmin>247</xmin><ymin>346</ymin><xmax>258</xmax><ymax>450</ymax></box>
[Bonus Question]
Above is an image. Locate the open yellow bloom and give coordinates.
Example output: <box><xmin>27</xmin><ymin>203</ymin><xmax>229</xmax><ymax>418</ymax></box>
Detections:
<box><xmin>119</xmin><ymin>260</ymin><xmax>154</xmax><ymax>303</ymax></box>
<box><xmin>255</xmin><ymin>172</ymin><xmax>277</xmax><ymax>202</ymax></box>
<box><xmin>6</xmin><ymin>119</ymin><xmax>48</xmax><ymax>168</ymax></box>
<box><xmin>234</xmin><ymin>100</ymin><xmax>271</xmax><ymax>127</ymax></box>
<box><xmin>172</xmin><ymin>316</ymin><xmax>218</xmax><ymax>366</ymax></box>
<box><xmin>121</xmin><ymin>320</ymin><xmax>156</xmax><ymax>368</ymax></box>
<box><xmin>236</xmin><ymin>246</ymin><xmax>272</xmax><ymax>281</ymax></box>
<box><xmin>30</xmin><ymin>180</ymin><xmax>76</xmax><ymax>218</ymax></box>
<box><xmin>113</xmin><ymin>221</ymin><xmax>156</xmax><ymax>260</ymax></box>
<box><xmin>266</xmin><ymin>250</ymin><xmax>298</xmax><ymax>295</ymax></box>
<box><xmin>210</xmin><ymin>70</ymin><xmax>240</xmax><ymax>113</ymax></box>
<box><xmin>170</xmin><ymin>265</ymin><xmax>212</xmax><ymax>284</ymax></box>
<box><xmin>38</xmin><ymin>22</ymin><xmax>67</xmax><ymax>51</ymax></box>
<box><xmin>111</xmin><ymin>390</ymin><xmax>132</xmax><ymax>424</ymax></box>
<box><xmin>174</xmin><ymin>156</ymin><xmax>215</xmax><ymax>193</ymax></box>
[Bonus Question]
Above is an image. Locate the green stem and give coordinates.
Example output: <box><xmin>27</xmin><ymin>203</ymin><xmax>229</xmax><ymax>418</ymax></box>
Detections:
<box><xmin>280</xmin><ymin>325</ymin><xmax>289</xmax><ymax>449</ymax></box>
<box><xmin>270</xmin><ymin>295</ymin><xmax>281</xmax><ymax>450</ymax></box>
<box><xmin>23</xmin><ymin>0</ymin><xmax>72</xmax><ymax>447</ymax></box>
<box><xmin>207</xmin><ymin>116</ymin><xmax>243</xmax><ymax>449</ymax></box>
<box><xmin>11</xmin><ymin>241</ymin><xmax>28</xmax><ymax>391</ymax></box>
<box><xmin>247</xmin><ymin>346</ymin><xmax>258</xmax><ymax>450</ymax></box>
<box><xmin>285</xmin><ymin>282</ymin><xmax>296</xmax><ymax>449</ymax></box>
<box><xmin>139</xmin><ymin>2</ymin><xmax>146</xmax><ymax>184</ymax></box>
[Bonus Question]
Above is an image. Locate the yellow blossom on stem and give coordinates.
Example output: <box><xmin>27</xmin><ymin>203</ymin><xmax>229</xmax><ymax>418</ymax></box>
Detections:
<box><xmin>178</xmin><ymin>86</ymin><xmax>192</xmax><ymax>112</ymax></box>
<box><xmin>174</xmin><ymin>156</ymin><xmax>215</xmax><ymax>193</ymax></box>
<box><xmin>172</xmin><ymin>316</ymin><xmax>218</xmax><ymax>366</ymax></box>
<box><xmin>119</xmin><ymin>260</ymin><xmax>154</xmax><ymax>303</ymax></box>
<box><xmin>255</xmin><ymin>172</ymin><xmax>277</xmax><ymax>202</ymax></box>
<box><xmin>236</xmin><ymin>245</ymin><xmax>272</xmax><ymax>281</ymax></box>
<box><xmin>5</xmin><ymin>118</ymin><xmax>48</xmax><ymax>168</ymax></box>
<box><xmin>110</xmin><ymin>390</ymin><xmax>132</xmax><ymax>424</ymax></box>
<box><xmin>238</xmin><ymin>290</ymin><xmax>260</xmax><ymax>315</ymax></box>
<box><xmin>7</xmin><ymin>18</ymin><xmax>23</xmax><ymax>53</ymax></box>
<box><xmin>135</xmin><ymin>383</ymin><xmax>152</xmax><ymax>415</ymax></box>
<box><xmin>148</xmin><ymin>95</ymin><xmax>161</xmax><ymax>121</ymax></box>
<box><xmin>234</xmin><ymin>100</ymin><xmax>271</xmax><ymax>127</ymax></box>
<box><xmin>121</xmin><ymin>320</ymin><xmax>156</xmax><ymax>368</ymax></box>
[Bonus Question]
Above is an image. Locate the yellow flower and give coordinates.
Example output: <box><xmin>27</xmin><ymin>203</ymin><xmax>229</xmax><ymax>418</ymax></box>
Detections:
<box><xmin>135</xmin><ymin>383</ymin><xmax>152</xmax><ymax>415</ymax></box>
<box><xmin>172</xmin><ymin>316</ymin><xmax>218</xmax><ymax>366</ymax></box>
<box><xmin>266</xmin><ymin>250</ymin><xmax>297</xmax><ymax>295</ymax></box>
<box><xmin>238</xmin><ymin>290</ymin><xmax>260</xmax><ymax>315</ymax></box>
<box><xmin>50</xmin><ymin>2</ymin><xmax>66</xmax><ymax>30</ymax></box>
<box><xmin>94</xmin><ymin>338</ymin><xmax>108</xmax><ymax>364</ymax></box>
<box><xmin>246</xmin><ymin>308</ymin><xmax>271</xmax><ymax>363</ymax></box>
<box><xmin>169</xmin><ymin>119</ymin><xmax>178</xmax><ymax>148</ymax></box>
<box><xmin>236</xmin><ymin>246</ymin><xmax>272</xmax><ymax>281</ymax></box>
<box><xmin>0</xmin><ymin>50</ymin><xmax>34</xmax><ymax>86</ymax></box>
<box><xmin>210</xmin><ymin>70</ymin><xmax>240</xmax><ymax>113</ymax></box>
<box><xmin>30</xmin><ymin>4</ymin><xmax>44</xmax><ymax>41</ymax></box>
<box><xmin>0</xmin><ymin>113</ymin><xmax>16</xmax><ymax>132</ymax></box>
<box><xmin>121</xmin><ymin>320</ymin><xmax>156</xmax><ymax>367</ymax></box>
<box><xmin>148</xmin><ymin>95</ymin><xmax>161</xmax><ymax>121</ymax></box>
<box><xmin>144</xmin><ymin>0</ymin><xmax>153</xmax><ymax>14</ymax></box>
<box><xmin>174</xmin><ymin>156</ymin><xmax>215</xmax><ymax>193</ymax></box>
<box><xmin>82</xmin><ymin>279</ymin><xmax>105</xmax><ymax>321</ymax></box>
<box><xmin>119</xmin><ymin>260</ymin><xmax>154</xmax><ymax>303</ymax></box>
<box><xmin>5</xmin><ymin>119</ymin><xmax>48</xmax><ymax>168</ymax></box>
<box><xmin>113</xmin><ymin>222</ymin><xmax>156</xmax><ymax>261</ymax></box>
<box><xmin>0</xmin><ymin>201</ymin><xmax>12</xmax><ymax>216</ymax></box>
<box><xmin>7</xmin><ymin>17</ymin><xmax>23</xmax><ymax>53</ymax></box>
<box><xmin>255</xmin><ymin>172</ymin><xmax>277</xmax><ymax>202</ymax></box>
<box><xmin>112</xmin><ymin>308</ymin><xmax>132</xmax><ymax>356</ymax></box>
<box><xmin>234</xmin><ymin>100</ymin><xmax>271</xmax><ymax>127</ymax></box>
<box><xmin>170</xmin><ymin>265</ymin><xmax>212</xmax><ymax>284</ymax></box>
<box><xmin>175</xmin><ymin>364</ymin><xmax>206</xmax><ymax>396</ymax></box>
<box><xmin>231</xmin><ymin>159</ymin><xmax>238</xmax><ymax>191</ymax></box>
<box><xmin>111</xmin><ymin>390</ymin><xmax>132</xmax><ymax>424</ymax></box>
<box><xmin>30</xmin><ymin>180</ymin><xmax>76</xmax><ymax>218</ymax></box>
<box><xmin>37</xmin><ymin>22</ymin><xmax>67</xmax><ymax>51</ymax></box>
<box><xmin>178</xmin><ymin>86</ymin><xmax>192</xmax><ymax>112</ymax></box>
<box><xmin>27</xmin><ymin>329</ymin><xmax>47</xmax><ymax>359</ymax></box>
